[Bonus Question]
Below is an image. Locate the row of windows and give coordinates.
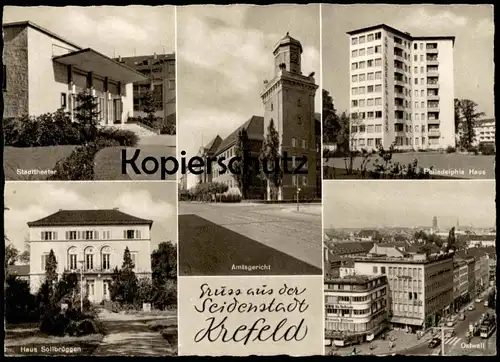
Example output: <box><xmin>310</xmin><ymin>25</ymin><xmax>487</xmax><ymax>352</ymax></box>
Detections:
<box><xmin>351</xmin><ymin>138</ymin><xmax>383</xmax><ymax>148</ymax></box>
<box><xmin>351</xmin><ymin>45</ymin><xmax>382</xmax><ymax>58</ymax></box>
<box><xmin>351</xmin><ymin>32</ymin><xmax>382</xmax><ymax>45</ymax></box>
<box><xmin>351</xmin><ymin>85</ymin><xmax>383</xmax><ymax>95</ymax></box>
<box><xmin>42</xmin><ymin>247</ymin><xmax>138</xmax><ymax>271</ymax></box>
<box><xmin>325</xmin><ymin>289</ymin><xmax>386</xmax><ymax>305</ymax></box>
<box><xmin>352</xmin><ymin>124</ymin><xmax>383</xmax><ymax>133</ymax></box>
<box><xmin>352</xmin><ymin>72</ymin><xmax>383</xmax><ymax>83</ymax></box>
<box><xmin>40</xmin><ymin>229</ymin><xmax>143</xmax><ymax>241</ymax></box>
<box><xmin>292</xmin><ymin>175</ymin><xmax>308</xmax><ymax>187</ymax></box>
<box><xmin>325</xmin><ymin>311</ymin><xmax>386</xmax><ymax>334</ymax></box>
<box><xmin>351</xmin><ymin>98</ymin><xmax>383</xmax><ymax>108</ymax></box>
<box><xmin>351</xmin><ymin>58</ymin><xmax>382</xmax><ymax>70</ymax></box>
<box><xmin>325</xmin><ymin>277</ymin><xmax>384</xmax><ymax>291</ymax></box>
<box><xmin>351</xmin><ymin>111</ymin><xmax>384</xmax><ymax>119</ymax></box>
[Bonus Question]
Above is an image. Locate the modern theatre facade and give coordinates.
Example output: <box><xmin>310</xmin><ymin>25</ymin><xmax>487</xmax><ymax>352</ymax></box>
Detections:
<box><xmin>27</xmin><ymin>209</ymin><xmax>153</xmax><ymax>303</ymax></box>
<box><xmin>3</xmin><ymin>21</ymin><xmax>146</xmax><ymax>124</ymax></box>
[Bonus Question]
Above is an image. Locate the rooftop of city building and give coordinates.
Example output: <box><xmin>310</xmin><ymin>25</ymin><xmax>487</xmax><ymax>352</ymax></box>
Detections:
<box><xmin>346</xmin><ymin>23</ymin><xmax>455</xmax><ymax>45</ymax></box>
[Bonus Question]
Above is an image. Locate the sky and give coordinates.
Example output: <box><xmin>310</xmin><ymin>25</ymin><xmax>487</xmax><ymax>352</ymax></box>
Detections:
<box><xmin>322</xmin><ymin>4</ymin><xmax>495</xmax><ymax>118</ymax></box>
<box><xmin>177</xmin><ymin>4</ymin><xmax>321</xmax><ymax>158</ymax></box>
<box><xmin>323</xmin><ymin>181</ymin><xmax>496</xmax><ymax>229</ymax></box>
<box><xmin>4</xmin><ymin>182</ymin><xmax>178</xmax><ymax>253</ymax></box>
<box><xmin>3</xmin><ymin>6</ymin><xmax>175</xmax><ymax>57</ymax></box>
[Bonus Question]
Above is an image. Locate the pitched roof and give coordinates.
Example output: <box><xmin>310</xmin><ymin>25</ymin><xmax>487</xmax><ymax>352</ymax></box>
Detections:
<box><xmin>27</xmin><ymin>209</ymin><xmax>153</xmax><ymax>227</ymax></box>
<box><xmin>215</xmin><ymin>116</ymin><xmax>264</xmax><ymax>155</ymax></box>
<box><xmin>203</xmin><ymin>135</ymin><xmax>223</xmax><ymax>155</ymax></box>
<box><xmin>7</xmin><ymin>264</ymin><xmax>30</xmax><ymax>276</ymax></box>
<box><xmin>329</xmin><ymin>241</ymin><xmax>374</xmax><ymax>255</ymax></box>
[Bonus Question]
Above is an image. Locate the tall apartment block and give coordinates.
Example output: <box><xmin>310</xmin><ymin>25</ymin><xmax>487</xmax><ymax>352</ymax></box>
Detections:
<box><xmin>347</xmin><ymin>24</ymin><xmax>455</xmax><ymax>151</ymax></box>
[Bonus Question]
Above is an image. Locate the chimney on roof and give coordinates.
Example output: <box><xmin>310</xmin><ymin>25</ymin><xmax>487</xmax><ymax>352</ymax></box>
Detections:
<box><xmin>118</xmin><ymin>55</ymin><xmax>122</xmax><ymax>62</ymax></box>
<box><xmin>113</xmin><ymin>207</ymin><xmax>119</xmax><ymax>210</ymax></box>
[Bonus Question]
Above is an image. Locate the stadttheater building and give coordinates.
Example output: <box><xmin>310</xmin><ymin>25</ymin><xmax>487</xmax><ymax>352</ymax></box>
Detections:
<box><xmin>3</xmin><ymin>21</ymin><xmax>146</xmax><ymax>124</ymax></box>
<box><xmin>196</xmin><ymin>33</ymin><xmax>321</xmax><ymax>201</ymax></box>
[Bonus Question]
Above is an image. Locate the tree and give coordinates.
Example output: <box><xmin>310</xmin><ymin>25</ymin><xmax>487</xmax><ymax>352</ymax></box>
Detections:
<box><xmin>152</xmin><ymin>241</ymin><xmax>177</xmax><ymax>282</ymax></box>
<box><xmin>322</xmin><ymin>89</ymin><xmax>340</xmax><ymax>145</ymax></box>
<box><xmin>109</xmin><ymin>247</ymin><xmax>138</xmax><ymax>305</ymax></box>
<box><xmin>454</xmin><ymin>98</ymin><xmax>461</xmax><ymax>136</ymax></box>
<box><xmin>232</xmin><ymin>128</ymin><xmax>252</xmax><ymax>199</ymax></box>
<box><xmin>457</xmin><ymin>99</ymin><xmax>485</xmax><ymax>150</ymax></box>
<box><xmin>260</xmin><ymin>119</ymin><xmax>283</xmax><ymax>200</ymax></box>
<box><xmin>18</xmin><ymin>250</ymin><xmax>30</xmax><ymax>264</ymax></box>
<box><xmin>142</xmin><ymin>90</ymin><xmax>156</xmax><ymax>121</ymax></box>
<box><xmin>45</xmin><ymin>249</ymin><xmax>58</xmax><ymax>285</ymax></box>
<box><xmin>5</xmin><ymin>275</ymin><xmax>38</xmax><ymax>323</ymax></box>
<box><xmin>74</xmin><ymin>89</ymin><xmax>100</xmax><ymax>143</ymax></box>
<box><xmin>151</xmin><ymin>241</ymin><xmax>177</xmax><ymax>310</ymax></box>
<box><xmin>487</xmin><ymin>288</ymin><xmax>496</xmax><ymax>309</ymax></box>
<box><xmin>5</xmin><ymin>244</ymin><xmax>18</xmax><ymax>268</ymax></box>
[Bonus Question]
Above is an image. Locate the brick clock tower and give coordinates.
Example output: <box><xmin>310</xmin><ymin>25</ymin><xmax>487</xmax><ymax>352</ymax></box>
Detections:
<box><xmin>261</xmin><ymin>33</ymin><xmax>318</xmax><ymax>201</ymax></box>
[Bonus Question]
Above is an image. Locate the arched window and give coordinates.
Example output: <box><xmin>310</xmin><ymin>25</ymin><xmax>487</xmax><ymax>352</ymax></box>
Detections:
<box><xmin>67</xmin><ymin>246</ymin><xmax>78</xmax><ymax>270</ymax></box>
<box><xmin>101</xmin><ymin>246</ymin><xmax>111</xmax><ymax>271</ymax></box>
<box><xmin>84</xmin><ymin>246</ymin><xmax>95</xmax><ymax>270</ymax></box>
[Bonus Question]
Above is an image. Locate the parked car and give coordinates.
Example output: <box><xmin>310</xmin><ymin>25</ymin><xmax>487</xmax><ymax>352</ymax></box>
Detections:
<box><xmin>475</xmin><ymin>298</ymin><xmax>482</xmax><ymax>303</ymax></box>
<box><xmin>484</xmin><ymin>301</ymin><xmax>489</xmax><ymax>307</ymax></box>
<box><xmin>459</xmin><ymin>313</ymin><xmax>466</xmax><ymax>321</ymax></box>
<box><xmin>469</xmin><ymin>305</ymin><xmax>475</xmax><ymax>311</ymax></box>
<box><xmin>428</xmin><ymin>338</ymin><xmax>442</xmax><ymax>348</ymax></box>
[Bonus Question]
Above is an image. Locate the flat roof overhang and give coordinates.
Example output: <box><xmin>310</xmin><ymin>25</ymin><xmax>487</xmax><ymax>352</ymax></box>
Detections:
<box><xmin>53</xmin><ymin>48</ymin><xmax>147</xmax><ymax>83</ymax></box>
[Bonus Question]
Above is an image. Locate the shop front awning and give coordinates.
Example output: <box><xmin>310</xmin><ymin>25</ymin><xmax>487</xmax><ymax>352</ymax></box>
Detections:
<box><xmin>390</xmin><ymin>316</ymin><xmax>424</xmax><ymax>326</ymax></box>
<box><xmin>53</xmin><ymin>48</ymin><xmax>147</xmax><ymax>83</ymax></box>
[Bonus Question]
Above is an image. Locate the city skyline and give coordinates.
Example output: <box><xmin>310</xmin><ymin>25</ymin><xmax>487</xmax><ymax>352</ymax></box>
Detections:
<box><xmin>3</xmin><ymin>6</ymin><xmax>175</xmax><ymax>58</ymax></box>
<box><xmin>322</xmin><ymin>4</ymin><xmax>495</xmax><ymax>118</ymax></box>
<box><xmin>324</xmin><ymin>181</ymin><xmax>496</xmax><ymax>229</ymax></box>
<box><xmin>4</xmin><ymin>182</ymin><xmax>178</xmax><ymax>253</ymax></box>
<box><xmin>177</xmin><ymin>4</ymin><xmax>321</xmax><ymax>159</ymax></box>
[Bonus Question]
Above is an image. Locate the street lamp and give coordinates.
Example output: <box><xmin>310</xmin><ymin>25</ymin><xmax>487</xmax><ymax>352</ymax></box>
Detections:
<box><xmin>296</xmin><ymin>187</ymin><xmax>301</xmax><ymax>212</ymax></box>
<box><xmin>78</xmin><ymin>260</ymin><xmax>84</xmax><ymax>311</ymax></box>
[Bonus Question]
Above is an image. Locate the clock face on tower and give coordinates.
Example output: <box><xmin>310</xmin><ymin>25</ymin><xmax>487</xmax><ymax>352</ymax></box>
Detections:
<box><xmin>290</xmin><ymin>51</ymin><xmax>299</xmax><ymax>64</ymax></box>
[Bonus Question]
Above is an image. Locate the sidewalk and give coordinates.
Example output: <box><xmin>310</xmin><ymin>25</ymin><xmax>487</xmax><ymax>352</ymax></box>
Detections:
<box><xmin>327</xmin><ymin>329</ymin><xmax>434</xmax><ymax>356</ymax></box>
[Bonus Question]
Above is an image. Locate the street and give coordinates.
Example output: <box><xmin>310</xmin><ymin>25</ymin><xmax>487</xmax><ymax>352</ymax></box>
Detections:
<box><xmin>92</xmin><ymin>310</ymin><xmax>177</xmax><ymax>356</ymax></box>
<box><xmin>407</xmin><ymin>299</ymin><xmax>496</xmax><ymax>356</ymax></box>
<box><xmin>178</xmin><ymin>202</ymin><xmax>322</xmax><ymax>276</ymax></box>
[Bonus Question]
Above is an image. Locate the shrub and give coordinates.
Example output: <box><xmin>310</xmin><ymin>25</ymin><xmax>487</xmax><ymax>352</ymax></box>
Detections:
<box><xmin>479</xmin><ymin>143</ymin><xmax>495</xmax><ymax>156</ymax></box>
<box><xmin>220</xmin><ymin>194</ymin><xmax>242</xmax><ymax>203</ymax></box>
<box><xmin>48</xmin><ymin>144</ymin><xmax>99</xmax><ymax>180</ymax></box>
<box><xmin>446</xmin><ymin>146</ymin><xmax>456</xmax><ymax>153</ymax></box>
<box><xmin>5</xmin><ymin>275</ymin><xmax>38</xmax><ymax>324</ymax></box>
<box><xmin>97</xmin><ymin>128</ymin><xmax>139</xmax><ymax>147</ymax></box>
<box><xmin>160</xmin><ymin>123</ymin><xmax>176</xmax><ymax>135</ymax></box>
<box><xmin>3</xmin><ymin>111</ymin><xmax>83</xmax><ymax>147</ymax></box>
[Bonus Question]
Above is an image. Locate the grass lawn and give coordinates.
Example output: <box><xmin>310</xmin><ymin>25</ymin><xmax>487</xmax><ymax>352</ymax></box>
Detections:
<box><xmin>324</xmin><ymin>152</ymin><xmax>495</xmax><ymax>179</ymax></box>
<box><xmin>4</xmin><ymin>146</ymin><xmax>77</xmax><ymax>180</ymax></box>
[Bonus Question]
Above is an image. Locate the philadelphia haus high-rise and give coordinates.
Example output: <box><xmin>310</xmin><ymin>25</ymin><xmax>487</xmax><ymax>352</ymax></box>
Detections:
<box><xmin>348</xmin><ymin>24</ymin><xmax>455</xmax><ymax>151</ymax></box>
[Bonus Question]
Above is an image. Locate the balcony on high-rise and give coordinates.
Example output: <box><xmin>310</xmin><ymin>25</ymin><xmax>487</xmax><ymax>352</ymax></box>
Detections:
<box><xmin>426</xmin><ymin>43</ymin><xmax>439</xmax><ymax>54</ymax></box>
<box><xmin>428</xmin><ymin>126</ymin><xmax>441</xmax><ymax>137</ymax></box>
<box><xmin>426</xmin><ymin>55</ymin><xmax>439</xmax><ymax>66</ymax></box>
<box><xmin>394</xmin><ymin>76</ymin><xmax>406</xmax><ymax>87</ymax></box>
<box><xmin>427</xmin><ymin>76</ymin><xmax>439</xmax><ymax>88</ymax></box>
<box><xmin>394</xmin><ymin>59</ymin><xmax>405</xmax><ymax>71</ymax></box>
<box><xmin>427</xmin><ymin>90</ymin><xmax>440</xmax><ymax>101</ymax></box>
<box><xmin>427</xmin><ymin>102</ymin><xmax>440</xmax><ymax>112</ymax></box>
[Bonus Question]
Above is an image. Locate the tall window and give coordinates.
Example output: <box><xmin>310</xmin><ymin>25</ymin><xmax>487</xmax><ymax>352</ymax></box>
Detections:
<box><xmin>101</xmin><ymin>246</ymin><xmax>111</xmax><ymax>270</ymax></box>
<box><xmin>85</xmin><ymin>247</ymin><xmax>94</xmax><ymax>270</ymax></box>
<box><xmin>68</xmin><ymin>246</ymin><xmax>78</xmax><ymax>270</ymax></box>
<box><xmin>86</xmin><ymin>279</ymin><xmax>95</xmax><ymax>297</ymax></box>
<box><xmin>41</xmin><ymin>253</ymin><xmax>49</xmax><ymax>270</ymax></box>
<box><xmin>130</xmin><ymin>252</ymin><xmax>138</xmax><ymax>269</ymax></box>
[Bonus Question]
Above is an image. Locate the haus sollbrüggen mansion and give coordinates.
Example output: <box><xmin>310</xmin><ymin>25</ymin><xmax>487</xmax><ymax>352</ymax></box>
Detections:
<box><xmin>185</xmin><ymin>33</ymin><xmax>321</xmax><ymax>201</ymax></box>
<box><xmin>26</xmin><ymin>209</ymin><xmax>153</xmax><ymax>303</ymax></box>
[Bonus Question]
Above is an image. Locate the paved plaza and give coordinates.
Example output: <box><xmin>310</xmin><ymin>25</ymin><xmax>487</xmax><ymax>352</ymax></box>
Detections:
<box><xmin>178</xmin><ymin>202</ymin><xmax>322</xmax><ymax>276</ymax></box>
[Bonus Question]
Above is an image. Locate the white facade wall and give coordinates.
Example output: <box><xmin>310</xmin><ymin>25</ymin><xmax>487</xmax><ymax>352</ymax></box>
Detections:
<box><xmin>29</xmin><ymin>223</ymin><xmax>152</xmax><ymax>302</ymax></box>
